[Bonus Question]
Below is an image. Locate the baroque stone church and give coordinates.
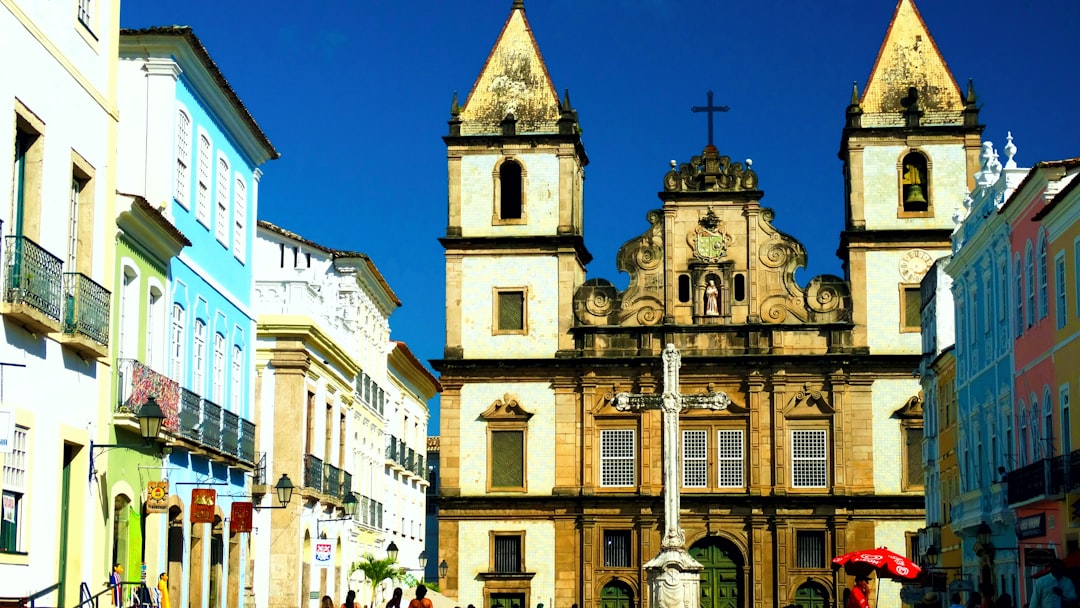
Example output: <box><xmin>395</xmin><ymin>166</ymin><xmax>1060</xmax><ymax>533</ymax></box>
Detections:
<box><xmin>434</xmin><ymin>1</ymin><xmax>981</xmax><ymax>607</ymax></box>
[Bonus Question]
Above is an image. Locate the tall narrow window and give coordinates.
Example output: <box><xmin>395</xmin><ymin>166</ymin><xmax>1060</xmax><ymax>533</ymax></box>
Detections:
<box><xmin>1039</xmin><ymin>238</ymin><xmax>1049</xmax><ymax>320</ymax></box>
<box><xmin>1057</xmin><ymin>254</ymin><xmax>1068</xmax><ymax>329</ymax></box>
<box><xmin>212</xmin><ymin>333</ymin><xmax>225</xmax><ymax>403</ymax></box>
<box><xmin>1027</xmin><ymin>243</ymin><xmax>1035</xmax><ymax>327</ymax></box>
<box><xmin>146</xmin><ymin>287</ymin><xmax>163</xmax><ymax>370</ymax></box>
<box><xmin>231</xmin><ymin>345</ymin><xmax>242</xmax><ymax>411</ymax></box>
<box><xmin>1016</xmin><ymin>257</ymin><xmax>1024</xmax><ymax>336</ymax></box>
<box><xmin>68</xmin><ymin>176</ymin><xmax>84</xmax><ymax>271</ymax></box>
<box><xmin>118</xmin><ymin>268</ymin><xmax>138</xmax><ymax>359</ymax></box>
<box><xmin>170</xmin><ymin>305</ymin><xmax>185</xmax><ymax>382</ymax></box>
<box><xmin>193</xmin><ymin>320</ymin><xmax>206</xmax><ymax>394</ymax></box>
<box><xmin>0</xmin><ymin>426</ymin><xmax>28</xmax><ymax>552</ymax></box>
<box><xmin>175</xmin><ymin>109</ymin><xmax>191</xmax><ymax>207</ymax></box>
<box><xmin>495</xmin><ymin>289</ymin><xmax>526</xmax><ymax>334</ymax></box>
<box><xmin>489</xmin><ymin>430</ymin><xmax>524</xmax><ymax>490</ymax></box>
<box><xmin>791</xmin><ymin>429</ymin><xmax>827</xmax><ymax>488</ymax></box>
<box><xmin>492</xmin><ymin>534</ymin><xmax>522</xmax><ymax>573</ymax></box>
<box><xmin>498</xmin><ymin>160</ymin><xmax>522</xmax><ymax>220</ymax></box>
<box><xmin>1062</xmin><ymin>386</ymin><xmax>1072</xmax><ymax>457</ymax></box>
<box><xmin>900</xmin><ymin>286</ymin><xmax>922</xmax><ymax>332</ymax></box>
<box><xmin>900</xmin><ymin>152</ymin><xmax>929</xmax><ymax>213</ymax></box>
<box><xmin>233</xmin><ymin>176</ymin><xmax>247</xmax><ymax>261</ymax></box>
<box><xmin>1075</xmin><ymin>240</ymin><xmax>1080</xmax><ymax>318</ymax></box>
<box><xmin>603</xmin><ymin>530</ymin><xmax>632</xmax><ymax>568</ymax></box>
<box><xmin>196</xmin><ymin>133</ymin><xmax>212</xmax><ymax>226</ymax></box>
<box><xmin>600</xmin><ymin>429</ymin><xmax>636</xmax><ymax>487</ymax></box>
<box><xmin>999</xmin><ymin>261</ymin><xmax>1008</xmax><ymax>321</ymax></box>
<box><xmin>77</xmin><ymin>0</ymin><xmax>93</xmax><ymax>32</ymax></box>
<box><xmin>796</xmin><ymin>531</ymin><xmax>826</xmax><ymax>568</ymax></box>
<box><xmin>717</xmin><ymin>429</ymin><xmax>745</xmax><ymax>487</ymax></box>
<box><xmin>682</xmin><ymin>430</ymin><xmax>707</xmax><ymax>488</ymax></box>
<box><xmin>215</xmin><ymin>157</ymin><xmax>230</xmax><ymax>245</ymax></box>
<box><xmin>1045</xmin><ymin>391</ymin><xmax>1054</xmax><ymax>456</ymax></box>
<box><xmin>1019</xmin><ymin>406</ymin><xmax>1029</xmax><ymax>466</ymax></box>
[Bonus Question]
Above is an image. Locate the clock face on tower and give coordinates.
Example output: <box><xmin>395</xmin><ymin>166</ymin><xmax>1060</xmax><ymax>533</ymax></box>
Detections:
<box><xmin>899</xmin><ymin>249</ymin><xmax>934</xmax><ymax>283</ymax></box>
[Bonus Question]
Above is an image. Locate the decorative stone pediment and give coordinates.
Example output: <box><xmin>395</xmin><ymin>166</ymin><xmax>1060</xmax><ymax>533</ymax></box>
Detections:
<box><xmin>479</xmin><ymin>394</ymin><xmax>534</xmax><ymax>421</ymax></box>
<box><xmin>892</xmin><ymin>393</ymin><xmax>923</xmax><ymax>420</ymax></box>
<box><xmin>687</xmin><ymin>208</ymin><xmax>733</xmax><ymax>263</ymax></box>
<box><xmin>784</xmin><ymin>383</ymin><xmax>835</xmax><ymax>418</ymax></box>
<box><xmin>663</xmin><ymin>145</ymin><xmax>758</xmax><ymax>192</ymax></box>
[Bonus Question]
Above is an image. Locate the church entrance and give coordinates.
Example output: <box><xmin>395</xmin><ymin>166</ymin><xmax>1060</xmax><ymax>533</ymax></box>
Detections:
<box><xmin>793</xmin><ymin>582</ymin><xmax>829</xmax><ymax>608</ymax></box>
<box><xmin>490</xmin><ymin>592</ymin><xmax>525</xmax><ymax>608</ymax></box>
<box><xmin>599</xmin><ymin>579</ymin><xmax>634</xmax><ymax>608</ymax></box>
<box><xmin>689</xmin><ymin>538</ymin><xmax>743</xmax><ymax>608</ymax></box>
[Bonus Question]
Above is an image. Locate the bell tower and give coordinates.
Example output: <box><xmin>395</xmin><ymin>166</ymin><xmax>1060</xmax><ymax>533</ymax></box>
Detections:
<box><xmin>441</xmin><ymin>0</ymin><xmax>590</xmax><ymax>360</ymax></box>
<box><xmin>838</xmin><ymin>0</ymin><xmax>982</xmax><ymax>352</ymax></box>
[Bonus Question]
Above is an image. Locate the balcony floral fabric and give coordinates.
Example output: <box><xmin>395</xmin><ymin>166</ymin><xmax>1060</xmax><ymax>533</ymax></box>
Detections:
<box><xmin>123</xmin><ymin>360</ymin><xmax>181</xmax><ymax>431</ymax></box>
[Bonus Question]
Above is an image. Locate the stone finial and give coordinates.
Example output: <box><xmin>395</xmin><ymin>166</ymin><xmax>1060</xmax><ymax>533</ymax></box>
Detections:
<box><xmin>965</xmin><ymin>78</ymin><xmax>977</xmax><ymax>105</ymax></box>
<box><xmin>561</xmin><ymin>88</ymin><xmax>573</xmax><ymax>112</ymax></box>
<box><xmin>511</xmin><ymin>0</ymin><xmax>524</xmax><ymax>10</ymax></box>
<box><xmin>974</xmin><ymin>142</ymin><xmax>1000</xmax><ymax>188</ymax></box>
<box><xmin>850</xmin><ymin>81</ymin><xmax>860</xmax><ymax>106</ymax></box>
<box><xmin>450</xmin><ymin>91</ymin><xmax>461</xmax><ymax>117</ymax></box>
<box><xmin>1004</xmin><ymin>132</ymin><xmax>1018</xmax><ymax>169</ymax></box>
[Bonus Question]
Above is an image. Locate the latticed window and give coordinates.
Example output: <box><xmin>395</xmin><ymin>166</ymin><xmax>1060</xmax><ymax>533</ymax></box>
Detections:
<box><xmin>231</xmin><ymin>346</ymin><xmax>242</xmax><ymax>410</ymax></box>
<box><xmin>1027</xmin><ymin>245</ymin><xmax>1035</xmax><ymax>327</ymax></box>
<box><xmin>175</xmin><ymin>110</ymin><xmax>191</xmax><ymax>206</ymax></box>
<box><xmin>215</xmin><ymin>157</ymin><xmax>230</xmax><ymax>245</ymax></box>
<box><xmin>170</xmin><ymin>304</ymin><xmax>185</xmax><ymax>382</ymax></box>
<box><xmin>496</xmin><ymin>290</ymin><xmax>525</xmax><ymax>332</ymax></box>
<box><xmin>682</xmin><ymin>430</ymin><xmax>707</xmax><ymax>487</ymax></box>
<box><xmin>600</xmin><ymin>429</ymin><xmax>635</xmax><ymax>487</ymax></box>
<box><xmin>1016</xmin><ymin>258</ymin><xmax>1024</xmax><ymax>336</ymax></box>
<box><xmin>196</xmin><ymin>134</ymin><xmax>212</xmax><ymax>225</ymax></box>
<box><xmin>77</xmin><ymin>0</ymin><xmax>92</xmax><ymax>29</ymax></box>
<box><xmin>193</xmin><ymin>320</ymin><xmax>206</xmax><ymax>393</ymax></box>
<box><xmin>603</xmin><ymin>530</ymin><xmax>631</xmax><ymax>567</ymax></box>
<box><xmin>233</xmin><ymin>176</ymin><xmax>246</xmax><ymax>261</ymax></box>
<box><xmin>493</xmin><ymin>535</ymin><xmax>522</xmax><ymax>573</ymax></box>
<box><xmin>1039</xmin><ymin>239</ymin><xmax>1049</xmax><ymax>319</ymax></box>
<box><xmin>717</xmin><ymin>430</ymin><xmax>744</xmax><ymax>487</ymax></box>
<box><xmin>791</xmin><ymin>429</ymin><xmax>827</xmax><ymax>488</ymax></box>
<box><xmin>1057</xmin><ymin>255</ymin><xmax>1067</xmax><ymax>329</ymax></box>
<box><xmin>490</xmin><ymin>430</ymin><xmax>524</xmax><ymax>489</ymax></box>
<box><xmin>212</xmin><ymin>333</ymin><xmax>226</xmax><ymax>403</ymax></box>
<box><xmin>796</xmin><ymin>531</ymin><xmax>825</xmax><ymax>568</ymax></box>
<box><xmin>1</xmin><ymin>426</ymin><xmax>28</xmax><ymax>552</ymax></box>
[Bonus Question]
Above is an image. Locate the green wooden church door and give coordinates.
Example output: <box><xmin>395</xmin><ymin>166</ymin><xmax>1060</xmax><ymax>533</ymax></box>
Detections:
<box><xmin>690</xmin><ymin>539</ymin><xmax>742</xmax><ymax>608</ymax></box>
<box><xmin>794</xmin><ymin>582</ymin><xmax>828</xmax><ymax>608</ymax></box>
<box><xmin>599</xmin><ymin>580</ymin><xmax>634</xmax><ymax>608</ymax></box>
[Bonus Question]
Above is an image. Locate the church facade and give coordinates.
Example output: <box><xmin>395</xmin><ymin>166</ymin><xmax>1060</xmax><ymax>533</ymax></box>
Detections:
<box><xmin>434</xmin><ymin>2</ymin><xmax>981</xmax><ymax>607</ymax></box>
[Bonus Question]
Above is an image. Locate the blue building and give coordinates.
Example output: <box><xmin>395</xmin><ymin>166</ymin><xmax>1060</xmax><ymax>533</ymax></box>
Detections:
<box><xmin>118</xmin><ymin>27</ymin><xmax>278</xmax><ymax>608</ymax></box>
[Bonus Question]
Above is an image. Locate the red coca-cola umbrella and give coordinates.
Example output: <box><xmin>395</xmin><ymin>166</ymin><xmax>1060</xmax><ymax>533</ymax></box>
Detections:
<box><xmin>832</xmin><ymin>547</ymin><xmax>923</xmax><ymax>581</ymax></box>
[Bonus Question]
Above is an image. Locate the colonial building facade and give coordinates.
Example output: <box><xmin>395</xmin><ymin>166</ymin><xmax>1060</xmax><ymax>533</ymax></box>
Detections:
<box><xmin>435</xmin><ymin>2</ymin><xmax>981</xmax><ymax>607</ymax></box>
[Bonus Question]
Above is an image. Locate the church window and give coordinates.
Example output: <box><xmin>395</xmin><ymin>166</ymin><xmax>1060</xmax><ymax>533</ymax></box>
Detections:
<box><xmin>1039</xmin><ymin>237</ymin><xmax>1049</xmax><ymax>320</ymax></box>
<box><xmin>734</xmin><ymin>273</ymin><xmax>746</xmax><ymax>302</ymax></box>
<box><xmin>196</xmin><ymin>131</ymin><xmax>212</xmax><ymax>227</ymax></box>
<box><xmin>600</xmin><ymin>429</ymin><xmax>636</xmax><ymax>487</ymax></box>
<box><xmin>791</xmin><ymin>429</ymin><xmax>827</xmax><ymax>488</ymax></box>
<box><xmin>1057</xmin><ymin>253</ymin><xmax>1067</xmax><ymax>329</ymax></box>
<box><xmin>795</xmin><ymin>531</ymin><xmax>825</xmax><ymax>568</ymax></box>
<box><xmin>899</xmin><ymin>151</ymin><xmax>930</xmax><ymax>215</ymax></box>
<box><xmin>493</xmin><ymin>159</ymin><xmax>525</xmax><ymax>223</ymax></box>
<box><xmin>494</xmin><ymin>288</ymin><xmax>526</xmax><ymax>334</ymax></box>
<box><xmin>682</xmin><ymin>430</ymin><xmax>707</xmax><ymax>488</ymax></box>
<box><xmin>489</xmin><ymin>430</ymin><xmax>525</xmax><ymax>490</ymax></box>
<box><xmin>717</xmin><ymin>429</ymin><xmax>744</xmax><ymax>488</ymax></box>
<box><xmin>603</xmin><ymin>530</ymin><xmax>632</xmax><ymax>568</ymax></box>
<box><xmin>491</xmin><ymin>533</ymin><xmax>523</xmax><ymax>573</ymax></box>
<box><xmin>175</xmin><ymin>107</ymin><xmax>191</xmax><ymax>208</ymax></box>
<box><xmin>677</xmin><ymin>274</ymin><xmax>691</xmax><ymax>303</ymax></box>
<box><xmin>1026</xmin><ymin>242</ymin><xmax>1035</xmax><ymax>327</ymax></box>
<box><xmin>899</xmin><ymin>285</ymin><xmax>921</xmax><ymax>332</ymax></box>
<box><xmin>902</xmin><ymin>425</ymin><xmax>923</xmax><ymax>491</ymax></box>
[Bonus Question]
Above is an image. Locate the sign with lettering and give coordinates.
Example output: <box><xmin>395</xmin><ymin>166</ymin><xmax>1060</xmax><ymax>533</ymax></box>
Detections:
<box><xmin>190</xmin><ymin>489</ymin><xmax>217</xmax><ymax>524</ymax></box>
<box><xmin>146</xmin><ymin>481</ymin><xmax>169</xmax><ymax>514</ymax></box>
<box><xmin>230</xmin><ymin>502</ymin><xmax>253</xmax><ymax>533</ymax></box>
<box><xmin>313</xmin><ymin>541</ymin><xmax>334</xmax><ymax>569</ymax></box>
<box><xmin>1016</xmin><ymin>513</ymin><xmax>1046</xmax><ymax>539</ymax></box>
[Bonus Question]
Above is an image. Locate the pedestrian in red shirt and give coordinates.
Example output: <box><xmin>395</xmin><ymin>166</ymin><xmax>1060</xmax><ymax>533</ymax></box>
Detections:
<box><xmin>847</xmin><ymin>575</ymin><xmax>871</xmax><ymax>608</ymax></box>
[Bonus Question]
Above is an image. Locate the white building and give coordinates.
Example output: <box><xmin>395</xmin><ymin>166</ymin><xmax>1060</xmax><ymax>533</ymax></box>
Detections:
<box><xmin>0</xmin><ymin>0</ymin><xmax>119</xmax><ymax>605</ymax></box>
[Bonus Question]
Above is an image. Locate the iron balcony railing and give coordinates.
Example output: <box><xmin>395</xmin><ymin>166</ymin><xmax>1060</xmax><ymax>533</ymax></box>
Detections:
<box><xmin>178</xmin><ymin>388</ymin><xmax>202</xmax><ymax>442</ymax></box>
<box><xmin>405</xmin><ymin>447</ymin><xmax>415</xmax><ymax>471</ymax></box>
<box><xmin>324</xmin><ymin>463</ymin><xmax>341</xmax><ymax>497</ymax></box>
<box><xmin>62</xmin><ymin>272</ymin><xmax>110</xmax><ymax>345</ymax></box>
<box><xmin>239</xmin><ymin>419</ymin><xmax>256</xmax><ymax>464</ymax></box>
<box><xmin>221</xmin><ymin>410</ymin><xmax>239</xmax><ymax>456</ymax></box>
<box><xmin>200</xmin><ymin>399</ymin><xmax>222</xmax><ymax>450</ymax></box>
<box><xmin>416</xmin><ymin>454</ymin><xmax>424</xmax><ymax>478</ymax></box>
<box><xmin>4</xmin><ymin>235</ymin><xmax>62</xmax><ymax>321</ymax></box>
<box><xmin>342</xmin><ymin>471</ymin><xmax>352</xmax><ymax>498</ymax></box>
<box><xmin>304</xmin><ymin>454</ymin><xmax>324</xmax><ymax>490</ymax></box>
<box><xmin>397</xmin><ymin>438</ymin><xmax>407</xmax><ymax>467</ymax></box>
<box><xmin>386</xmin><ymin>437</ymin><xmax>398</xmax><ymax>462</ymax></box>
<box><xmin>1007</xmin><ymin>454</ymin><xmax>1066</xmax><ymax>505</ymax></box>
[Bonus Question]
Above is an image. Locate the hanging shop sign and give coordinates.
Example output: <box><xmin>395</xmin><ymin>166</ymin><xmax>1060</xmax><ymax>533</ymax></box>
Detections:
<box><xmin>1016</xmin><ymin>513</ymin><xmax>1046</xmax><ymax>540</ymax></box>
<box><xmin>314</xmin><ymin>541</ymin><xmax>334</xmax><ymax>569</ymax></box>
<box><xmin>190</xmin><ymin>489</ymin><xmax>217</xmax><ymax>524</ymax></box>
<box><xmin>230</xmin><ymin>502</ymin><xmax>253</xmax><ymax>533</ymax></box>
<box><xmin>146</xmin><ymin>481</ymin><xmax>169</xmax><ymax>514</ymax></box>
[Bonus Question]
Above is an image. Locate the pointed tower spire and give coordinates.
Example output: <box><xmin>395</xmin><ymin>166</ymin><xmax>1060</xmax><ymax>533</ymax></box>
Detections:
<box><xmin>965</xmin><ymin>78</ymin><xmax>977</xmax><ymax>105</ymax></box>
<box><xmin>860</xmin><ymin>0</ymin><xmax>964</xmax><ymax>122</ymax></box>
<box><xmin>450</xmin><ymin>91</ymin><xmax>461</xmax><ymax>117</ymax></box>
<box><xmin>850</xmin><ymin>81</ymin><xmax>861</xmax><ymax>106</ymax></box>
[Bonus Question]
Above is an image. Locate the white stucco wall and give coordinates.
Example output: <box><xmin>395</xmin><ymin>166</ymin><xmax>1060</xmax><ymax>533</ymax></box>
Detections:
<box><xmin>864</xmin><ymin>249</ymin><xmax>950</xmax><ymax>354</ymax></box>
<box><xmin>862</xmin><ymin>144</ymin><xmax>967</xmax><ymax>231</ymax></box>
<box><xmin>459</xmin><ymin>382</ymin><xmax>555</xmax><ymax>495</ymax></box>
<box><xmin>460</xmin><ymin>255</ymin><xmax>560</xmax><ymax>358</ymax></box>
<box><xmin>872</xmin><ymin>377</ymin><xmax>922</xmax><ymax>494</ymax></box>
<box><xmin>459</xmin><ymin>151</ymin><xmax>560</xmax><ymax>237</ymax></box>
<box><xmin>457</xmin><ymin>519</ymin><xmax>556</xmax><ymax>606</ymax></box>
<box><xmin>874</xmin><ymin>519</ymin><xmax>921</xmax><ymax>608</ymax></box>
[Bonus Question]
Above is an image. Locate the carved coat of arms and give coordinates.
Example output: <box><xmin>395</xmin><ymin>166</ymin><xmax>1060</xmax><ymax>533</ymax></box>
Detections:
<box><xmin>688</xmin><ymin>208</ymin><xmax>730</xmax><ymax>262</ymax></box>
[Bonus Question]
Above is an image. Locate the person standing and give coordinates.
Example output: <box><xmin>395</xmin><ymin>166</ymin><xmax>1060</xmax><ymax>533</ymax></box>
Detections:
<box><xmin>386</xmin><ymin>588</ymin><xmax>403</xmax><ymax>608</ymax></box>
<box><xmin>1031</xmin><ymin>559</ymin><xmax>1078</xmax><ymax>608</ymax></box>
<box><xmin>342</xmin><ymin>590</ymin><xmax>360</xmax><ymax>608</ymax></box>
<box><xmin>110</xmin><ymin>564</ymin><xmax>124</xmax><ymax>608</ymax></box>
<box><xmin>407</xmin><ymin>585</ymin><xmax>433</xmax><ymax>608</ymax></box>
<box><xmin>156</xmin><ymin>573</ymin><xmax>169</xmax><ymax>608</ymax></box>
<box><xmin>846</xmin><ymin>575</ymin><xmax>870</xmax><ymax>608</ymax></box>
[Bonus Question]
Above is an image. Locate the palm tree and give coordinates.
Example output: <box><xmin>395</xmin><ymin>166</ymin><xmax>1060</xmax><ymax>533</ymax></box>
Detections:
<box><xmin>351</xmin><ymin>554</ymin><xmax>404</xmax><ymax>608</ymax></box>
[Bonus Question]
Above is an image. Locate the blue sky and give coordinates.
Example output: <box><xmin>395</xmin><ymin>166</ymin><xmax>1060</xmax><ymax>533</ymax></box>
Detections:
<box><xmin>120</xmin><ymin>0</ymin><xmax>1080</xmax><ymax>433</ymax></box>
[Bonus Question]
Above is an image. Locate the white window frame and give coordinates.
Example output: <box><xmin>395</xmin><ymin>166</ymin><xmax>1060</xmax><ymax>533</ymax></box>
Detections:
<box><xmin>77</xmin><ymin>0</ymin><xmax>93</xmax><ymax>31</ymax></box>
<box><xmin>170</xmin><ymin>304</ymin><xmax>185</xmax><ymax>382</ymax></box>
<box><xmin>174</xmin><ymin>107</ymin><xmax>192</xmax><ymax>208</ymax></box>
<box><xmin>215</xmin><ymin>154</ymin><xmax>230</xmax><ymax>246</ymax></box>
<box><xmin>791</xmin><ymin>429</ymin><xmax>827</xmax><ymax>488</ymax></box>
<box><xmin>600</xmin><ymin>429</ymin><xmax>636</xmax><ymax>487</ymax></box>
<box><xmin>196</xmin><ymin>130</ymin><xmax>212</xmax><ymax>226</ymax></box>
<box><xmin>1039</xmin><ymin>237</ymin><xmax>1049</xmax><ymax>320</ymax></box>
<box><xmin>1</xmin><ymin>425</ymin><xmax>29</xmax><ymax>553</ymax></box>
<box><xmin>193</xmin><ymin>320</ymin><xmax>206</xmax><ymax>394</ymax></box>
<box><xmin>68</xmin><ymin>177</ymin><xmax>80</xmax><ymax>271</ymax></box>
<box><xmin>1016</xmin><ymin>256</ymin><xmax>1024</xmax><ymax>336</ymax></box>
<box><xmin>231</xmin><ymin>345</ymin><xmax>242</xmax><ymax>411</ymax></box>
<box><xmin>682</xmin><ymin>430</ymin><xmax>707</xmax><ymax>488</ymax></box>
<box><xmin>212</xmin><ymin>332</ymin><xmax>226</xmax><ymax>403</ymax></box>
<box><xmin>1027</xmin><ymin>242</ymin><xmax>1036</xmax><ymax>327</ymax></box>
<box><xmin>717</xmin><ymin>429</ymin><xmax>745</xmax><ymax>488</ymax></box>
<box><xmin>146</xmin><ymin>285</ymin><xmax>164</xmax><ymax>370</ymax></box>
<box><xmin>1062</xmin><ymin>384</ymin><xmax>1072</xmax><ymax>457</ymax></box>
<box><xmin>1057</xmin><ymin>252</ymin><xmax>1067</xmax><ymax>329</ymax></box>
<box><xmin>233</xmin><ymin>174</ymin><xmax>247</xmax><ymax>262</ymax></box>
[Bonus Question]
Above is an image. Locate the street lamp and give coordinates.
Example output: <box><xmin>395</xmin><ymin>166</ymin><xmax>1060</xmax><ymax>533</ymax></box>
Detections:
<box><xmin>925</xmin><ymin>544</ymin><xmax>940</xmax><ymax>568</ymax></box>
<box><xmin>89</xmin><ymin>396</ymin><xmax>167</xmax><ymax>478</ymax></box>
<box><xmin>254</xmin><ymin>474</ymin><xmax>296</xmax><ymax>510</ymax></box>
<box><xmin>438</xmin><ymin>559</ymin><xmax>448</xmax><ymax>579</ymax></box>
<box><xmin>316</xmin><ymin>492</ymin><xmax>359</xmax><ymax>536</ymax></box>
<box><xmin>419</xmin><ymin>551</ymin><xmax>428</xmax><ymax>569</ymax></box>
<box><xmin>387</xmin><ymin>541</ymin><xmax>399</xmax><ymax>562</ymax></box>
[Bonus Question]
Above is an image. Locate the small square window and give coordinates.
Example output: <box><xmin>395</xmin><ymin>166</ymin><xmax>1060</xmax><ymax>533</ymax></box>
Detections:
<box><xmin>603</xmin><ymin>530</ymin><xmax>632</xmax><ymax>567</ymax></box>
<box><xmin>796</xmin><ymin>531</ymin><xmax>825</xmax><ymax>568</ymax></box>
<box><xmin>495</xmin><ymin>289</ymin><xmax>526</xmax><ymax>334</ymax></box>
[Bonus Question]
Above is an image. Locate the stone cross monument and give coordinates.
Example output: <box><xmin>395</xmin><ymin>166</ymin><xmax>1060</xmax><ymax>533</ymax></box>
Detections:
<box><xmin>612</xmin><ymin>343</ymin><xmax>731</xmax><ymax>608</ymax></box>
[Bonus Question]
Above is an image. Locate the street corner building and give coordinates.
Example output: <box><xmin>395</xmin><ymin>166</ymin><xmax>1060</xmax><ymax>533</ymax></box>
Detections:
<box><xmin>433</xmin><ymin>1</ymin><xmax>986</xmax><ymax>608</ymax></box>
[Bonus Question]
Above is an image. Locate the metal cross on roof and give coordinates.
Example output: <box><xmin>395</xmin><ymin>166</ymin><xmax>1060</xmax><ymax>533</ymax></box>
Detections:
<box><xmin>691</xmin><ymin>90</ymin><xmax>730</xmax><ymax>146</ymax></box>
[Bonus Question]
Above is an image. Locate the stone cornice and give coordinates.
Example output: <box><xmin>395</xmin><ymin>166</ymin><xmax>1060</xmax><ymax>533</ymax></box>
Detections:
<box><xmin>439</xmin><ymin>234</ymin><xmax>593</xmax><ymax>265</ymax></box>
<box><xmin>116</xmin><ymin>194</ymin><xmax>190</xmax><ymax>263</ymax></box>
<box><xmin>257</xmin><ymin>315</ymin><xmax>361</xmax><ymax>378</ymax></box>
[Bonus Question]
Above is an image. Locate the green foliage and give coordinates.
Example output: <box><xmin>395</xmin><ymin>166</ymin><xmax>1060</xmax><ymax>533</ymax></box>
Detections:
<box><xmin>350</xmin><ymin>554</ymin><xmax>405</xmax><ymax>608</ymax></box>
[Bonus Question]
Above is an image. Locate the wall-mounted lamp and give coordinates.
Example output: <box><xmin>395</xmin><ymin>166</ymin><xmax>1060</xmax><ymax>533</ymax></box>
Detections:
<box><xmin>253</xmin><ymin>474</ymin><xmax>295</xmax><ymax>510</ymax></box>
<box><xmin>316</xmin><ymin>492</ymin><xmax>358</xmax><ymax>537</ymax></box>
<box><xmin>925</xmin><ymin>544</ymin><xmax>940</xmax><ymax>567</ymax></box>
<box><xmin>438</xmin><ymin>559</ymin><xmax>448</xmax><ymax>578</ymax></box>
<box><xmin>419</xmin><ymin>551</ymin><xmax>428</xmax><ymax>569</ymax></box>
<box><xmin>89</xmin><ymin>396</ymin><xmax>166</xmax><ymax>479</ymax></box>
<box><xmin>387</xmin><ymin>541</ymin><xmax>399</xmax><ymax>562</ymax></box>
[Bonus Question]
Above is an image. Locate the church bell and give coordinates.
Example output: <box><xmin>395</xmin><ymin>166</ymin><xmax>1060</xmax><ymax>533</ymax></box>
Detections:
<box><xmin>904</xmin><ymin>183</ymin><xmax>927</xmax><ymax>205</ymax></box>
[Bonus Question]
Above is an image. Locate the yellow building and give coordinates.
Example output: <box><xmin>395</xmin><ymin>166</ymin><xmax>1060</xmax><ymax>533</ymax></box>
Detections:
<box><xmin>436</xmin><ymin>2</ymin><xmax>978</xmax><ymax>607</ymax></box>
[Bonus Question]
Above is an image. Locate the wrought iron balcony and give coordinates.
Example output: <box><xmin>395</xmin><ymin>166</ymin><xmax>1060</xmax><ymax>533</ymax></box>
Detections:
<box><xmin>1007</xmin><ymin>454</ymin><xmax>1066</xmax><ymax>505</ymax></box>
<box><xmin>405</xmin><ymin>447</ymin><xmax>415</xmax><ymax>471</ymax></box>
<box><xmin>3</xmin><ymin>235</ymin><xmax>62</xmax><ymax>332</ymax></box>
<box><xmin>239</xmin><ymin>419</ymin><xmax>255</xmax><ymax>464</ymax></box>
<box><xmin>177</xmin><ymin>388</ymin><xmax>201</xmax><ymax>443</ymax></box>
<box><xmin>304</xmin><ymin>454</ymin><xmax>324</xmax><ymax>490</ymax></box>
<box><xmin>324</xmin><ymin>463</ymin><xmax>341</xmax><ymax>498</ymax></box>
<box><xmin>61</xmin><ymin>272</ymin><xmax>110</xmax><ymax>356</ymax></box>
<box><xmin>200</xmin><ymin>399</ymin><xmax>222</xmax><ymax>450</ymax></box>
<box><xmin>386</xmin><ymin>437</ymin><xmax>398</xmax><ymax>462</ymax></box>
<box><xmin>342</xmin><ymin>471</ymin><xmax>352</xmax><ymax>498</ymax></box>
<box><xmin>221</xmin><ymin>410</ymin><xmax>239</xmax><ymax>456</ymax></box>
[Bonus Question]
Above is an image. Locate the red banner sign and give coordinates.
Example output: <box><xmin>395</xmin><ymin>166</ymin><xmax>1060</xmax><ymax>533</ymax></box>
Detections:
<box><xmin>230</xmin><ymin>501</ymin><xmax>253</xmax><ymax>533</ymax></box>
<box><xmin>190</xmin><ymin>489</ymin><xmax>217</xmax><ymax>524</ymax></box>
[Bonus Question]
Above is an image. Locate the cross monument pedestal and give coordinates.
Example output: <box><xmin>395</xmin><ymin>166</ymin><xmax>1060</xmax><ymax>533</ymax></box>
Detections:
<box><xmin>612</xmin><ymin>343</ymin><xmax>731</xmax><ymax>608</ymax></box>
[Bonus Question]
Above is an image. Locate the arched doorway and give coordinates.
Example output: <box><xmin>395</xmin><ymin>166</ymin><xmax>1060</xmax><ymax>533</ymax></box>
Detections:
<box><xmin>689</xmin><ymin>537</ymin><xmax>743</xmax><ymax>608</ymax></box>
<box><xmin>793</xmin><ymin>581</ymin><xmax>829</xmax><ymax>608</ymax></box>
<box><xmin>599</xmin><ymin>579</ymin><xmax>634</xmax><ymax>608</ymax></box>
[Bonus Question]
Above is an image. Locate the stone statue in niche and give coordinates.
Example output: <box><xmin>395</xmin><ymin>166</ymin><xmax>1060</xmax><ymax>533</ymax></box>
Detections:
<box><xmin>704</xmin><ymin>280</ymin><xmax>719</xmax><ymax>316</ymax></box>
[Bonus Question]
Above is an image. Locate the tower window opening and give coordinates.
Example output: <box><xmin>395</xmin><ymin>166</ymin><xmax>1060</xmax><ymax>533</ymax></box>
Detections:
<box><xmin>901</xmin><ymin>152</ymin><xmax>929</xmax><ymax>213</ymax></box>
<box><xmin>677</xmin><ymin>275</ymin><xmax>691</xmax><ymax>303</ymax></box>
<box><xmin>499</xmin><ymin>161</ymin><xmax>523</xmax><ymax>220</ymax></box>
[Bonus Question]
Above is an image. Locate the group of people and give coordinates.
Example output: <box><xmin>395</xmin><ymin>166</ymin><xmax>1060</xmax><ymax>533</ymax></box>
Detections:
<box><xmin>326</xmin><ymin>585</ymin><xmax>435</xmax><ymax>608</ymax></box>
<box><xmin>108</xmin><ymin>563</ymin><xmax>170</xmax><ymax>608</ymax></box>
<box><xmin>843</xmin><ymin>558</ymin><xmax>1079</xmax><ymax>608</ymax></box>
